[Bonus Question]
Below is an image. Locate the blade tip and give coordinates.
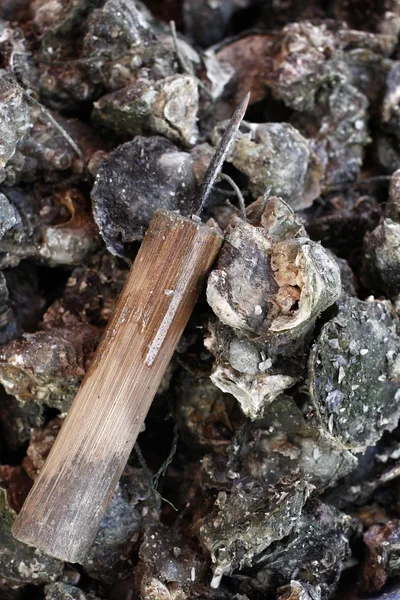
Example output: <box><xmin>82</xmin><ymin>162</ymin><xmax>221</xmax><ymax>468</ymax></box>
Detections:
<box><xmin>239</xmin><ymin>92</ymin><xmax>251</xmax><ymax>117</ymax></box>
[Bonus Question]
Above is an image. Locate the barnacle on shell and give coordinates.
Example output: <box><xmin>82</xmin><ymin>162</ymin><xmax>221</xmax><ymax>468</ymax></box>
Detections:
<box><xmin>0</xmin><ymin>324</ymin><xmax>101</xmax><ymax>411</ymax></box>
<box><xmin>363</xmin><ymin>214</ymin><xmax>400</xmax><ymax>297</ymax></box>
<box><xmin>93</xmin><ymin>74</ymin><xmax>199</xmax><ymax>147</ymax></box>
<box><xmin>206</xmin><ymin>197</ymin><xmax>341</xmax><ymax>417</ymax></box>
<box><xmin>309</xmin><ymin>295</ymin><xmax>400</xmax><ymax>451</ymax></box>
<box><xmin>199</xmin><ymin>476</ymin><xmax>313</xmax><ymax>587</ymax></box>
<box><xmin>207</xmin><ymin>197</ymin><xmax>341</xmax><ymax>345</ymax></box>
<box><xmin>0</xmin><ymin>71</ymin><xmax>31</xmax><ymax>177</ymax></box>
<box><xmin>212</xmin><ymin>121</ymin><xmax>323</xmax><ymax>209</ymax></box>
<box><xmin>252</xmin><ymin>499</ymin><xmax>354</xmax><ymax>599</ymax></box>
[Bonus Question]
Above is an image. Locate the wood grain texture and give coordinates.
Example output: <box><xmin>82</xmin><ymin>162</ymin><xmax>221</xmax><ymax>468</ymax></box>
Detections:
<box><xmin>12</xmin><ymin>210</ymin><xmax>223</xmax><ymax>563</ymax></box>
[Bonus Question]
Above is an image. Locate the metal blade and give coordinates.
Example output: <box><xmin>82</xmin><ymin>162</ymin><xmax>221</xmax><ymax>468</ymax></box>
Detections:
<box><xmin>194</xmin><ymin>92</ymin><xmax>250</xmax><ymax>216</ymax></box>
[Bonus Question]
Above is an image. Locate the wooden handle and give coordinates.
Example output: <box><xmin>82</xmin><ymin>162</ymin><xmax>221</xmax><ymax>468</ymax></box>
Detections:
<box><xmin>12</xmin><ymin>210</ymin><xmax>223</xmax><ymax>563</ymax></box>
